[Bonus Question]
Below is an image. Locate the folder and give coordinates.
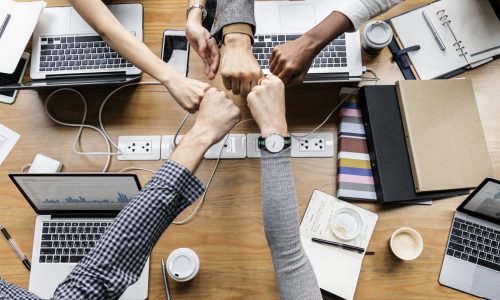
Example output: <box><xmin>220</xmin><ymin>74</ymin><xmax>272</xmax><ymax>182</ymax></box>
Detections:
<box><xmin>396</xmin><ymin>79</ymin><xmax>494</xmax><ymax>192</ymax></box>
<box><xmin>358</xmin><ymin>85</ymin><xmax>470</xmax><ymax>202</ymax></box>
<box><xmin>0</xmin><ymin>0</ymin><xmax>46</xmax><ymax>74</ymax></box>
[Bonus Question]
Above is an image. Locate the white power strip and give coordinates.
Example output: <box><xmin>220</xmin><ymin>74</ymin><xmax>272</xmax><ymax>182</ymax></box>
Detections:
<box><xmin>161</xmin><ymin>134</ymin><xmax>247</xmax><ymax>160</ymax></box>
<box><xmin>247</xmin><ymin>132</ymin><xmax>335</xmax><ymax>158</ymax></box>
<box><xmin>117</xmin><ymin>136</ymin><xmax>161</xmax><ymax>161</ymax></box>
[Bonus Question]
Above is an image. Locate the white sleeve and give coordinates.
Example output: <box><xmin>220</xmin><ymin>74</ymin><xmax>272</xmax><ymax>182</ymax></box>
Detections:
<box><xmin>335</xmin><ymin>0</ymin><xmax>404</xmax><ymax>30</ymax></box>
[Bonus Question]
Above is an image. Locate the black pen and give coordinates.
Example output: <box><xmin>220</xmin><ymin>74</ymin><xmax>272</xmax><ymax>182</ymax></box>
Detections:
<box><xmin>0</xmin><ymin>224</ymin><xmax>31</xmax><ymax>270</ymax></box>
<box><xmin>0</xmin><ymin>14</ymin><xmax>11</xmax><ymax>39</ymax></box>
<box><xmin>312</xmin><ymin>237</ymin><xmax>365</xmax><ymax>254</ymax></box>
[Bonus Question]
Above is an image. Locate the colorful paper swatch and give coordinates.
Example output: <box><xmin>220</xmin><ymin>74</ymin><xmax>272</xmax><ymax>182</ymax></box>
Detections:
<box><xmin>337</xmin><ymin>97</ymin><xmax>377</xmax><ymax>201</ymax></box>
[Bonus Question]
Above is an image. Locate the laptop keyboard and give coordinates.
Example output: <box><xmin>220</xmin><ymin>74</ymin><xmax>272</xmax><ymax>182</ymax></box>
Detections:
<box><xmin>39</xmin><ymin>221</ymin><xmax>112</xmax><ymax>264</ymax></box>
<box><xmin>447</xmin><ymin>217</ymin><xmax>500</xmax><ymax>272</ymax></box>
<box><xmin>252</xmin><ymin>34</ymin><xmax>347</xmax><ymax>70</ymax></box>
<box><xmin>39</xmin><ymin>35</ymin><xmax>134</xmax><ymax>72</ymax></box>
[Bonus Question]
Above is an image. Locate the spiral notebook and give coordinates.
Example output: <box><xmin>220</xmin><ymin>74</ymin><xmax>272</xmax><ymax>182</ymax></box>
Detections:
<box><xmin>390</xmin><ymin>0</ymin><xmax>500</xmax><ymax>80</ymax></box>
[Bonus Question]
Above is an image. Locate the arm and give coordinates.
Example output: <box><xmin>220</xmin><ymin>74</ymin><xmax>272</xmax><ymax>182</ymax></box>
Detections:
<box><xmin>52</xmin><ymin>88</ymin><xmax>240</xmax><ymax>299</ymax></box>
<box><xmin>212</xmin><ymin>0</ymin><xmax>262</xmax><ymax>98</ymax></box>
<box><xmin>270</xmin><ymin>0</ymin><xmax>403</xmax><ymax>85</ymax></box>
<box><xmin>186</xmin><ymin>0</ymin><xmax>220</xmax><ymax>80</ymax></box>
<box><xmin>247</xmin><ymin>75</ymin><xmax>322</xmax><ymax>300</ymax></box>
<box><xmin>69</xmin><ymin>0</ymin><xmax>209</xmax><ymax>113</ymax></box>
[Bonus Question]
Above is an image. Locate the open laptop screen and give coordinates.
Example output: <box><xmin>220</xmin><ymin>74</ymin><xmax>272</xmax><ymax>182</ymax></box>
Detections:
<box><xmin>9</xmin><ymin>174</ymin><xmax>141</xmax><ymax>215</ymax></box>
<box><xmin>459</xmin><ymin>178</ymin><xmax>500</xmax><ymax>225</ymax></box>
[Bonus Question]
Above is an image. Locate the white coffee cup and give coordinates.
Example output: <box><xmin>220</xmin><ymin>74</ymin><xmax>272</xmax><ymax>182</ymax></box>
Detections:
<box><xmin>166</xmin><ymin>248</ymin><xmax>200</xmax><ymax>282</ymax></box>
<box><xmin>389</xmin><ymin>227</ymin><xmax>424</xmax><ymax>261</ymax></box>
<box><xmin>363</xmin><ymin>20</ymin><xmax>393</xmax><ymax>56</ymax></box>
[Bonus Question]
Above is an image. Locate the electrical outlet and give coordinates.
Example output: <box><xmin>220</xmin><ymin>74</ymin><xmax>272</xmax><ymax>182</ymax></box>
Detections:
<box><xmin>246</xmin><ymin>133</ymin><xmax>262</xmax><ymax>158</ymax></box>
<box><xmin>117</xmin><ymin>136</ymin><xmax>161</xmax><ymax>161</ymax></box>
<box><xmin>246</xmin><ymin>132</ymin><xmax>335</xmax><ymax>158</ymax></box>
<box><xmin>291</xmin><ymin>133</ymin><xmax>335</xmax><ymax>157</ymax></box>
<box><xmin>160</xmin><ymin>135</ymin><xmax>184</xmax><ymax>160</ymax></box>
<box><xmin>204</xmin><ymin>134</ymin><xmax>246</xmax><ymax>159</ymax></box>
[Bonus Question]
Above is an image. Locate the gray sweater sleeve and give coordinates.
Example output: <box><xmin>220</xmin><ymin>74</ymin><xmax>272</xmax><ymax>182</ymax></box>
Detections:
<box><xmin>261</xmin><ymin>149</ymin><xmax>322</xmax><ymax>300</ymax></box>
<box><xmin>210</xmin><ymin>0</ymin><xmax>256</xmax><ymax>42</ymax></box>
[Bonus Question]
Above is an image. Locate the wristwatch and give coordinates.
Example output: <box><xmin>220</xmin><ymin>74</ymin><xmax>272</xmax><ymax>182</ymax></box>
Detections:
<box><xmin>186</xmin><ymin>4</ymin><xmax>207</xmax><ymax>21</ymax></box>
<box><xmin>258</xmin><ymin>133</ymin><xmax>291</xmax><ymax>153</ymax></box>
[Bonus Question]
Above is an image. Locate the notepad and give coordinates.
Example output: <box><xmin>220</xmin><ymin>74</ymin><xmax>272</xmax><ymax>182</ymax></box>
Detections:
<box><xmin>300</xmin><ymin>190</ymin><xmax>378</xmax><ymax>300</ymax></box>
<box><xmin>390</xmin><ymin>0</ymin><xmax>500</xmax><ymax>79</ymax></box>
<box><xmin>396</xmin><ymin>79</ymin><xmax>493</xmax><ymax>192</ymax></box>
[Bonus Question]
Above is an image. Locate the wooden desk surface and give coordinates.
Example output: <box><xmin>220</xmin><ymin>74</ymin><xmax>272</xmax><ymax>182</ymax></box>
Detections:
<box><xmin>1</xmin><ymin>1</ymin><xmax>499</xmax><ymax>299</ymax></box>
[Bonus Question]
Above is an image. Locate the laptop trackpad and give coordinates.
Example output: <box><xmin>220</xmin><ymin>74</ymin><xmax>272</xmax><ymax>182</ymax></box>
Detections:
<box><xmin>471</xmin><ymin>266</ymin><xmax>500</xmax><ymax>298</ymax></box>
<box><xmin>279</xmin><ymin>5</ymin><xmax>315</xmax><ymax>30</ymax></box>
<box><xmin>70</xmin><ymin>9</ymin><xmax>96</xmax><ymax>34</ymax></box>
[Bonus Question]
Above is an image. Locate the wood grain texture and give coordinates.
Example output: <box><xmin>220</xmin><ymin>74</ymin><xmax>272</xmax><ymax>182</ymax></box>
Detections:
<box><xmin>0</xmin><ymin>1</ymin><xmax>498</xmax><ymax>299</ymax></box>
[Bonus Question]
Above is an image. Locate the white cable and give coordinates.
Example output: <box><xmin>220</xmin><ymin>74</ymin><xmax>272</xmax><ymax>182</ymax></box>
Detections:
<box><xmin>98</xmin><ymin>81</ymin><xmax>161</xmax><ymax>152</ymax></box>
<box><xmin>44</xmin><ymin>88</ymin><xmax>116</xmax><ymax>172</ymax></box>
<box><xmin>119</xmin><ymin>167</ymin><xmax>156</xmax><ymax>174</ymax></box>
<box><xmin>21</xmin><ymin>164</ymin><xmax>31</xmax><ymax>173</ymax></box>
<box><xmin>172</xmin><ymin>118</ymin><xmax>254</xmax><ymax>225</ymax></box>
<box><xmin>289</xmin><ymin>90</ymin><xmax>357</xmax><ymax>140</ymax></box>
<box><xmin>173</xmin><ymin>113</ymin><xmax>190</xmax><ymax>148</ymax></box>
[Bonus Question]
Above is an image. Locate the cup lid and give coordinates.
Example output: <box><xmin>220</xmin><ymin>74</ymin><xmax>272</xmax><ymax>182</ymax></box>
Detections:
<box><xmin>329</xmin><ymin>208</ymin><xmax>363</xmax><ymax>240</ymax></box>
<box><xmin>167</xmin><ymin>248</ymin><xmax>199</xmax><ymax>281</ymax></box>
<box><xmin>364</xmin><ymin>21</ymin><xmax>393</xmax><ymax>46</ymax></box>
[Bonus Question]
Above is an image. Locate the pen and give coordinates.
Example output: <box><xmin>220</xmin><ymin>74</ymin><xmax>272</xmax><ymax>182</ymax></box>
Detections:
<box><xmin>422</xmin><ymin>10</ymin><xmax>446</xmax><ymax>51</ymax></box>
<box><xmin>312</xmin><ymin>237</ymin><xmax>365</xmax><ymax>254</ymax></box>
<box><xmin>161</xmin><ymin>258</ymin><xmax>172</xmax><ymax>300</ymax></box>
<box><xmin>0</xmin><ymin>14</ymin><xmax>11</xmax><ymax>39</ymax></box>
<box><xmin>0</xmin><ymin>224</ymin><xmax>31</xmax><ymax>270</ymax></box>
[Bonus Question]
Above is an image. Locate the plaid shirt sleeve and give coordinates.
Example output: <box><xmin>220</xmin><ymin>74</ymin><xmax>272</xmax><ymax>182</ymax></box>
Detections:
<box><xmin>0</xmin><ymin>160</ymin><xmax>205</xmax><ymax>300</ymax></box>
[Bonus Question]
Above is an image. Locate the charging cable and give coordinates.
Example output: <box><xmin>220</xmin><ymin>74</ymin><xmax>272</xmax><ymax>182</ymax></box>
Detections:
<box><xmin>172</xmin><ymin>118</ymin><xmax>254</xmax><ymax>225</ymax></box>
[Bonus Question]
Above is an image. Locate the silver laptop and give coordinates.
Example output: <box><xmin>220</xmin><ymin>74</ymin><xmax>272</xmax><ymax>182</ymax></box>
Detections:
<box><xmin>0</xmin><ymin>4</ymin><xmax>143</xmax><ymax>91</ymax></box>
<box><xmin>9</xmin><ymin>173</ymin><xmax>149</xmax><ymax>300</ymax></box>
<box><xmin>439</xmin><ymin>178</ymin><xmax>500</xmax><ymax>299</ymax></box>
<box><xmin>253</xmin><ymin>0</ymin><xmax>363</xmax><ymax>82</ymax></box>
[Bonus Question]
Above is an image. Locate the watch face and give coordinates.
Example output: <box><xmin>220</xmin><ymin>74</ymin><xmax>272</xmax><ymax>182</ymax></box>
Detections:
<box><xmin>265</xmin><ymin>134</ymin><xmax>285</xmax><ymax>153</ymax></box>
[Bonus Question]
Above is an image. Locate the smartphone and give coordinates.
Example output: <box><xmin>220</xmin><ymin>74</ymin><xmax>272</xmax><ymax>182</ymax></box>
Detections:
<box><xmin>161</xmin><ymin>30</ymin><xmax>189</xmax><ymax>76</ymax></box>
<box><xmin>0</xmin><ymin>52</ymin><xmax>30</xmax><ymax>104</ymax></box>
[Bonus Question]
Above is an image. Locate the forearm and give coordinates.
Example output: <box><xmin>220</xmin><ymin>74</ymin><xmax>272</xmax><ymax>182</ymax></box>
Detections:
<box><xmin>302</xmin><ymin>12</ymin><xmax>353</xmax><ymax>56</ymax></box>
<box><xmin>261</xmin><ymin>149</ymin><xmax>322</xmax><ymax>300</ymax></box>
<box><xmin>53</xmin><ymin>134</ymin><xmax>208</xmax><ymax>299</ymax></box>
<box><xmin>69</xmin><ymin>0</ymin><xmax>179</xmax><ymax>84</ymax></box>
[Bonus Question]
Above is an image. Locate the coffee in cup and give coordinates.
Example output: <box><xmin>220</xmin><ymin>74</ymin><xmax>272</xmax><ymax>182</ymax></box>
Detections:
<box><xmin>389</xmin><ymin>227</ymin><xmax>423</xmax><ymax>261</ymax></box>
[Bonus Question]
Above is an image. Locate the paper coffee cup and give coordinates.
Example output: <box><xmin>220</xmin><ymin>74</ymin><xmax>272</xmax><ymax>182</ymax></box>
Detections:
<box><xmin>363</xmin><ymin>20</ymin><xmax>393</xmax><ymax>56</ymax></box>
<box><xmin>166</xmin><ymin>248</ymin><xmax>200</xmax><ymax>282</ymax></box>
<box><xmin>390</xmin><ymin>227</ymin><xmax>423</xmax><ymax>261</ymax></box>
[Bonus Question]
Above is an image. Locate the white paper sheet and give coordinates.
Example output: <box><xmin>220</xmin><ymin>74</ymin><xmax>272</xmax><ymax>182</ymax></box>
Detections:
<box><xmin>0</xmin><ymin>123</ymin><xmax>20</xmax><ymax>166</ymax></box>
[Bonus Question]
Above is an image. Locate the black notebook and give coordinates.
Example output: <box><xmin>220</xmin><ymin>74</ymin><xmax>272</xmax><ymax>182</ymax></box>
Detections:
<box><xmin>358</xmin><ymin>85</ymin><xmax>470</xmax><ymax>203</ymax></box>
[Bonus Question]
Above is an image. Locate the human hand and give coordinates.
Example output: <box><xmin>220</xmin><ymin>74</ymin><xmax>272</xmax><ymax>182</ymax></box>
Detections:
<box><xmin>190</xmin><ymin>87</ymin><xmax>241</xmax><ymax>145</ymax></box>
<box><xmin>220</xmin><ymin>33</ymin><xmax>262</xmax><ymax>98</ymax></box>
<box><xmin>269</xmin><ymin>35</ymin><xmax>319</xmax><ymax>85</ymax></box>
<box><xmin>246</xmin><ymin>75</ymin><xmax>287</xmax><ymax>137</ymax></box>
<box><xmin>163</xmin><ymin>74</ymin><xmax>210</xmax><ymax>113</ymax></box>
<box><xmin>186</xmin><ymin>14</ymin><xmax>219</xmax><ymax>80</ymax></box>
